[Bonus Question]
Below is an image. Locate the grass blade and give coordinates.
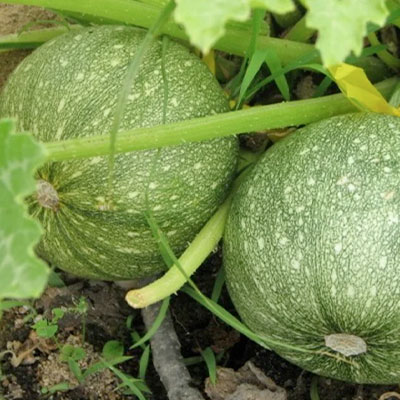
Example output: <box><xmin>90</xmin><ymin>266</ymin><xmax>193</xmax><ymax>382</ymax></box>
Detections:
<box><xmin>201</xmin><ymin>347</ymin><xmax>217</xmax><ymax>384</ymax></box>
<box><xmin>211</xmin><ymin>268</ymin><xmax>225</xmax><ymax>303</ymax></box>
<box><xmin>237</xmin><ymin>48</ymin><xmax>268</xmax><ymax>108</ymax></box>
<box><xmin>264</xmin><ymin>47</ymin><xmax>290</xmax><ymax>101</ymax></box>
<box><xmin>130</xmin><ymin>297</ymin><xmax>170</xmax><ymax>349</ymax></box>
<box><xmin>138</xmin><ymin>345</ymin><xmax>151</xmax><ymax>380</ymax></box>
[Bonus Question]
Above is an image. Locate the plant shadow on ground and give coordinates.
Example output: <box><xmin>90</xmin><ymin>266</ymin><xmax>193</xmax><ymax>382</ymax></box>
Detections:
<box><xmin>0</xmin><ymin>254</ymin><xmax>398</xmax><ymax>400</ymax></box>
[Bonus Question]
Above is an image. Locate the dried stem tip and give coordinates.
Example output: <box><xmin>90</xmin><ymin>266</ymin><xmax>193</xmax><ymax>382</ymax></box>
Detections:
<box><xmin>36</xmin><ymin>179</ymin><xmax>59</xmax><ymax>211</ymax></box>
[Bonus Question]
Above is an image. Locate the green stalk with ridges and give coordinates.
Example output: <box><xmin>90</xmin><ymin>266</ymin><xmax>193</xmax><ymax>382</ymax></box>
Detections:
<box><xmin>43</xmin><ymin>78</ymin><xmax>398</xmax><ymax>163</ymax></box>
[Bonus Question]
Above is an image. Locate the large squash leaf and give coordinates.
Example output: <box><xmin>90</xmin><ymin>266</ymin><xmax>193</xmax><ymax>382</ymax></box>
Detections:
<box><xmin>303</xmin><ymin>0</ymin><xmax>388</xmax><ymax>67</ymax></box>
<box><xmin>0</xmin><ymin>119</ymin><xmax>49</xmax><ymax>299</ymax></box>
<box><xmin>174</xmin><ymin>0</ymin><xmax>295</xmax><ymax>54</ymax></box>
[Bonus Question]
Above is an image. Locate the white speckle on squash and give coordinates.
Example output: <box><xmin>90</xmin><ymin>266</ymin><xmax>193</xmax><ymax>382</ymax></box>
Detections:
<box><xmin>379</xmin><ymin>256</ymin><xmax>387</xmax><ymax>269</ymax></box>
<box><xmin>128</xmin><ymin>93</ymin><xmax>140</xmax><ymax>101</ymax></box>
<box><xmin>331</xmin><ymin>270</ymin><xmax>337</xmax><ymax>283</ymax></box>
<box><xmin>388</xmin><ymin>212</ymin><xmax>399</xmax><ymax>225</ymax></box>
<box><xmin>279</xmin><ymin>237</ymin><xmax>289</xmax><ymax>246</ymax></box>
<box><xmin>89</xmin><ymin>157</ymin><xmax>102</xmax><ymax>165</ymax></box>
<box><xmin>306</xmin><ymin>178</ymin><xmax>315</xmax><ymax>186</ymax></box>
<box><xmin>334</xmin><ymin>243</ymin><xmax>342</xmax><ymax>254</ymax></box>
<box><xmin>348</xmin><ymin>183</ymin><xmax>356</xmax><ymax>192</ymax></box>
<box><xmin>153</xmin><ymin>205</ymin><xmax>162</xmax><ymax>211</ymax></box>
<box><xmin>103</xmin><ymin>108</ymin><xmax>112</xmax><ymax>117</ymax></box>
<box><xmin>257</xmin><ymin>237</ymin><xmax>265</xmax><ymax>250</ymax></box>
<box><xmin>128</xmin><ymin>191</ymin><xmax>139</xmax><ymax>199</ymax></box>
<box><xmin>347</xmin><ymin>285</ymin><xmax>355</xmax><ymax>297</ymax></box>
<box><xmin>284</xmin><ymin>186</ymin><xmax>292</xmax><ymax>194</ymax></box>
<box><xmin>57</xmin><ymin>99</ymin><xmax>66</xmax><ymax>113</ymax></box>
<box><xmin>76</xmin><ymin>72</ymin><xmax>85</xmax><ymax>81</ymax></box>
<box><xmin>111</xmin><ymin>59</ymin><xmax>121</xmax><ymax>67</ymax></box>
<box><xmin>336</xmin><ymin>175</ymin><xmax>349</xmax><ymax>185</ymax></box>
<box><xmin>194</xmin><ymin>162</ymin><xmax>202</xmax><ymax>169</ymax></box>
<box><xmin>291</xmin><ymin>259</ymin><xmax>300</xmax><ymax>270</ymax></box>
<box><xmin>382</xmin><ymin>191</ymin><xmax>395</xmax><ymax>200</ymax></box>
<box><xmin>170</xmin><ymin>194</ymin><xmax>179</xmax><ymax>201</ymax></box>
<box><xmin>74</xmin><ymin>34</ymin><xmax>83</xmax><ymax>41</ymax></box>
<box><xmin>149</xmin><ymin>182</ymin><xmax>157</xmax><ymax>189</ymax></box>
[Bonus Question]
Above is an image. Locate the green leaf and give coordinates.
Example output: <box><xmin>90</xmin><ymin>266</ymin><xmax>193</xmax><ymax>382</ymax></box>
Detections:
<box><xmin>60</xmin><ymin>344</ymin><xmax>86</xmax><ymax>361</ymax></box>
<box><xmin>250</xmin><ymin>0</ymin><xmax>295</xmax><ymax>13</ymax></box>
<box><xmin>102</xmin><ymin>340</ymin><xmax>124</xmax><ymax>360</ymax></box>
<box><xmin>68</xmin><ymin>359</ymin><xmax>84</xmax><ymax>383</ymax></box>
<box><xmin>52</xmin><ymin>308</ymin><xmax>65</xmax><ymax>322</ymax></box>
<box><xmin>33</xmin><ymin>319</ymin><xmax>58</xmax><ymax>338</ymax></box>
<box><xmin>0</xmin><ymin>119</ymin><xmax>48</xmax><ymax>299</ymax></box>
<box><xmin>303</xmin><ymin>0</ymin><xmax>389</xmax><ymax>66</ymax></box>
<box><xmin>174</xmin><ymin>0</ymin><xmax>294</xmax><ymax>53</ymax></box>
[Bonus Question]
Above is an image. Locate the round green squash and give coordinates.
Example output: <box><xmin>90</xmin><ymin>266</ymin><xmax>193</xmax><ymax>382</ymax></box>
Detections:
<box><xmin>0</xmin><ymin>25</ymin><xmax>238</xmax><ymax>280</ymax></box>
<box><xmin>224</xmin><ymin>112</ymin><xmax>400</xmax><ymax>384</ymax></box>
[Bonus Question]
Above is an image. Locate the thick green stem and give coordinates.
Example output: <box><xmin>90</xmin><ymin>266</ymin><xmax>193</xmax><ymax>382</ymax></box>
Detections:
<box><xmin>126</xmin><ymin>190</ymin><xmax>233</xmax><ymax>308</ymax></box>
<box><xmin>285</xmin><ymin>15</ymin><xmax>315</xmax><ymax>42</ymax></box>
<box><xmin>0</xmin><ymin>0</ymin><xmax>390</xmax><ymax>80</ymax></box>
<box><xmin>367</xmin><ymin>32</ymin><xmax>400</xmax><ymax>71</ymax></box>
<box><xmin>44</xmin><ymin>78</ymin><xmax>398</xmax><ymax>162</ymax></box>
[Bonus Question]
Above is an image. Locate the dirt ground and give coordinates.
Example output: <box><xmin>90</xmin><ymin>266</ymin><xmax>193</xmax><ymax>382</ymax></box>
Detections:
<box><xmin>1</xmin><ymin>4</ymin><xmax>400</xmax><ymax>400</ymax></box>
<box><xmin>0</xmin><ymin>4</ymin><xmax>54</xmax><ymax>90</ymax></box>
<box><xmin>1</xmin><ymin>260</ymin><xmax>399</xmax><ymax>400</ymax></box>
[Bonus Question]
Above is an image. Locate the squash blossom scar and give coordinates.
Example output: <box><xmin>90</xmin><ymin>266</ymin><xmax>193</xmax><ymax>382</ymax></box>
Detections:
<box><xmin>36</xmin><ymin>179</ymin><xmax>60</xmax><ymax>212</ymax></box>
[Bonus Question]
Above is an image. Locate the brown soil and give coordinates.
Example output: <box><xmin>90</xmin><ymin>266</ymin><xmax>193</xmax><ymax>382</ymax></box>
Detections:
<box><xmin>1</xmin><ymin>261</ymin><xmax>399</xmax><ymax>400</ymax></box>
<box><xmin>0</xmin><ymin>4</ymin><xmax>55</xmax><ymax>90</ymax></box>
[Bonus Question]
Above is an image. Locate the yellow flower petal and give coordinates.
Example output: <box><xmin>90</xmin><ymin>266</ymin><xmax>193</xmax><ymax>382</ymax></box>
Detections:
<box><xmin>328</xmin><ymin>63</ymin><xmax>400</xmax><ymax>116</ymax></box>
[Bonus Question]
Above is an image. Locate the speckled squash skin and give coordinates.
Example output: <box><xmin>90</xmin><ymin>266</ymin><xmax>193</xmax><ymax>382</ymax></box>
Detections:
<box><xmin>224</xmin><ymin>113</ymin><xmax>400</xmax><ymax>384</ymax></box>
<box><xmin>0</xmin><ymin>25</ymin><xmax>238</xmax><ymax>280</ymax></box>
